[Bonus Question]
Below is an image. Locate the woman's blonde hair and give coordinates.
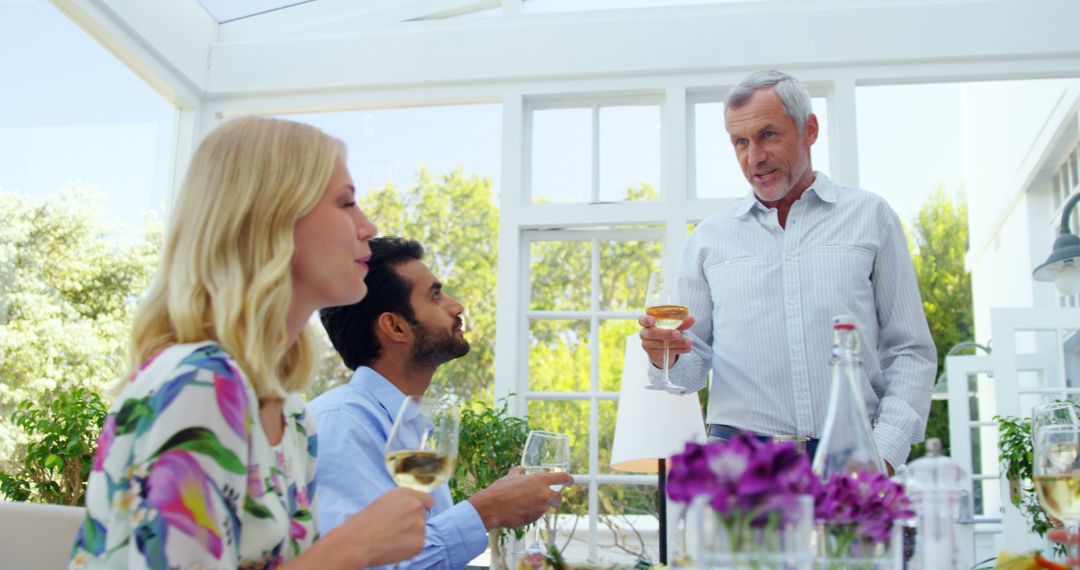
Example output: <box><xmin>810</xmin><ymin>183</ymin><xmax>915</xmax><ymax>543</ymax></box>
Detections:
<box><xmin>126</xmin><ymin>116</ymin><xmax>344</xmax><ymax>399</ymax></box>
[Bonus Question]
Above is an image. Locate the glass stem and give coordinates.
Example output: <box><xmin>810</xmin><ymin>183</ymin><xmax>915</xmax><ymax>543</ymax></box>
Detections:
<box><xmin>1068</xmin><ymin>521</ymin><xmax>1080</xmax><ymax>570</ymax></box>
<box><xmin>663</xmin><ymin>339</ymin><xmax>670</xmax><ymax>382</ymax></box>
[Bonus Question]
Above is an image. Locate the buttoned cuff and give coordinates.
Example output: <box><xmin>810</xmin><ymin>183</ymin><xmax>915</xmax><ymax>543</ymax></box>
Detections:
<box><xmin>430</xmin><ymin>500</ymin><xmax>489</xmax><ymax>568</ymax></box>
<box><xmin>873</xmin><ymin>422</ymin><xmax>913</xmax><ymax>471</ymax></box>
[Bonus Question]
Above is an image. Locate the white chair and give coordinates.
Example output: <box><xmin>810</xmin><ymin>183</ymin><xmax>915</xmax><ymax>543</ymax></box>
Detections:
<box><xmin>0</xmin><ymin>501</ymin><xmax>85</xmax><ymax>570</ymax></box>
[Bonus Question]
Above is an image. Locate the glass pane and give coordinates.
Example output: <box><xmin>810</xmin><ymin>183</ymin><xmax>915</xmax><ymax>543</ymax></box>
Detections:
<box><xmin>529</xmin><ymin>320</ymin><xmax>591</xmax><ymax>392</ymax></box>
<box><xmin>530</xmin><ymin>240</ymin><xmax>591</xmax><ymax>311</ymax></box>
<box><xmin>597</xmin><ymin>399</ymin><xmax>618</xmax><ymax>473</ymax></box>
<box><xmin>693</xmin><ymin>97</ymin><xmax>828</xmax><ymax>199</ymax></box>
<box><xmin>968</xmin><ymin>372</ymin><xmax>996</xmax><ymax>422</ymax></box>
<box><xmin>527</xmin><ymin>399</ymin><xmax>589</xmax><ymax>475</ymax></box>
<box><xmin>970</xmin><ymin>425</ymin><xmax>999</xmax><ymax>478</ymax></box>
<box><xmin>599</xmin><ymin>319</ymin><xmax>641</xmax><ymax>392</ymax></box>
<box><xmin>286</xmin><ymin>104</ymin><xmax>501</xmax><ymax>197</ymax></box>
<box><xmin>0</xmin><ymin>1</ymin><xmax>177</xmax><ymax>230</ymax></box>
<box><xmin>1063</xmin><ymin>329</ymin><xmax>1080</xmax><ymax>389</ymax></box>
<box><xmin>531</xmin><ymin>107</ymin><xmax>591</xmax><ymax>203</ymax></box>
<box><xmin>598</xmin><ymin>105</ymin><xmax>660</xmax><ymax>202</ymax></box>
<box><xmin>596</xmin><ymin>484</ymin><xmax>660</xmax><ymax>564</ymax></box>
<box><xmin>599</xmin><ymin>239</ymin><xmax>661</xmax><ymax>311</ymax></box>
<box><xmin>1071</xmin><ymin>151</ymin><xmax>1079</xmax><ymax>190</ymax></box>
<box><xmin>693</xmin><ymin>101</ymin><xmax>744</xmax><ymax>199</ymax></box>
<box><xmin>973</xmin><ymin>476</ymin><xmax>1002</xmax><ymax>518</ymax></box>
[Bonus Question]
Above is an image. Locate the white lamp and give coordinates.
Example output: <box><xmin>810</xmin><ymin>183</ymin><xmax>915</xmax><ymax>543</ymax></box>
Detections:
<box><xmin>611</xmin><ymin>333</ymin><xmax>707</xmax><ymax>564</ymax></box>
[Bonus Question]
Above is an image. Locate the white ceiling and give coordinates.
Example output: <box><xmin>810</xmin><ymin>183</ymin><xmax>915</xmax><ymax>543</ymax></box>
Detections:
<box><xmin>194</xmin><ymin>0</ymin><xmax>313</xmax><ymax>23</ymax></box>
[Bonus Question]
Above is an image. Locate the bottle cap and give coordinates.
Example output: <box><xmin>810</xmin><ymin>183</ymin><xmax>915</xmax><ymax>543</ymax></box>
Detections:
<box><xmin>832</xmin><ymin>315</ymin><xmax>856</xmax><ymax>331</ymax></box>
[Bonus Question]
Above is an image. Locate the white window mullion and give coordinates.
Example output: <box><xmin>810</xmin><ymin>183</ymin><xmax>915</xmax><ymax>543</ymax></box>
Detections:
<box><xmin>591</xmin><ymin>103</ymin><xmax>601</xmax><ymax>203</ymax></box>
<box><xmin>663</xmin><ymin>86</ymin><xmax>689</xmax><ymax>275</ymax></box>
<box><xmin>829</xmin><ymin>76</ymin><xmax>860</xmax><ymax>189</ymax></box>
<box><xmin>495</xmin><ymin>92</ymin><xmax>527</xmax><ymax>416</ymax></box>
<box><xmin>588</xmin><ymin>236</ymin><xmax>601</xmax><ymax>559</ymax></box>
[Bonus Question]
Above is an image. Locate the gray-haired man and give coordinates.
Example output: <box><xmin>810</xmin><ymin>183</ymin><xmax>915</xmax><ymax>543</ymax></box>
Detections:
<box><xmin>638</xmin><ymin>69</ymin><xmax>936</xmax><ymax>473</ymax></box>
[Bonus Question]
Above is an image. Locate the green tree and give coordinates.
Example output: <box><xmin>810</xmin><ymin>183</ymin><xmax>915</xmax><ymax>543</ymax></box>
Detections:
<box><xmin>0</xmin><ymin>186</ymin><xmax>160</xmax><ymax>472</ymax></box>
<box><xmin>906</xmin><ymin>185</ymin><xmax>973</xmax><ymax>458</ymax></box>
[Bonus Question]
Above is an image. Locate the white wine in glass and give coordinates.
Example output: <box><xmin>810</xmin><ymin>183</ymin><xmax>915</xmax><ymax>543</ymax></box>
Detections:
<box><xmin>1034</xmin><ymin>421</ymin><xmax>1080</xmax><ymax>569</ymax></box>
<box><xmin>645</xmin><ymin>271</ymin><xmax>688</xmax><ymax>393</ymax></box>
<box><xmin>520</xmin><ymin>430</ymin><xmax>570</xmax><ymax>552</ymax></box>
<box><xmin>384</xmin><ymin>395</ymin><xmax>460</xmax><ymax>568</ymax></box>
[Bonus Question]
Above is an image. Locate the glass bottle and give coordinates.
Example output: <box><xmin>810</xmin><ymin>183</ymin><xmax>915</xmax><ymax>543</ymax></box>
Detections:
<box><xmin>811</xmin><ymin>315</ymin><xmax>886</xmax><ymax>478</ymax></box>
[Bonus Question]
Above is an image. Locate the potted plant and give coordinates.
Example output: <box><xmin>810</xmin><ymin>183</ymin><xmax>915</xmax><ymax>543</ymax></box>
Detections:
<box><xmin>995</xmin><ymin>413</ymin><xmax>1058</xmax><ymax>548</ymax></box>
<box><xmin>451</xmin><ymin>396</ymin><xmax>532</xmax><ymax>570</ymax></box>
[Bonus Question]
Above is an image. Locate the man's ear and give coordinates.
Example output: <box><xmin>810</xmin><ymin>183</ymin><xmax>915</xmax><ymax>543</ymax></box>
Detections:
<box><xmin>803</xmin><ymin>113</ymin><xmax>819</xmax><ymax>146</ymax></box>
<box><xmin>375</xmin><ymin>312</ymin><xmax>412</xmax><ymax>344</ymax></box>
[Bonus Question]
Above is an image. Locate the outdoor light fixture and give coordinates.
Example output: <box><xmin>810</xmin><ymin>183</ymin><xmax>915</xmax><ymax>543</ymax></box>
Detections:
<box><xmin>1034</xmin><ymin>192</ymin><xmax>1080</xmax><ymax>296</ymax></box>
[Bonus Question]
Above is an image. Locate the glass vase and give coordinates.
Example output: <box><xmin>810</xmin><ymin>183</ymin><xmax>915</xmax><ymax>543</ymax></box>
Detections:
<box><xmin>689</xmin><ymin>495</ymin><xmax>815</xmax><ymax>570</ymax></box>
<box><xmin>813</xmin><ymin>521</ymin><xmax>903</xmax><ymax>570</ymax></box>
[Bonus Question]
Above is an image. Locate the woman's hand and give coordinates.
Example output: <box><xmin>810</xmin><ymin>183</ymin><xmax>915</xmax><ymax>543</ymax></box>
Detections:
<box><xmin>288</xmin><ymin>487</ymin><xmax>432</xmax><ymax>569</ymax></box>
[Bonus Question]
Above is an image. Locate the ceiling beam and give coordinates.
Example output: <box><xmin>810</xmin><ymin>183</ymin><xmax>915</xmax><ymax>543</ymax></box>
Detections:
<box><xmin>205</xmin><ymin>0</ymin><xmax>1080</xmax><ymax>95</ymax></box>
<box><xmin>54</xmin><ymin>0</ymin><xmax>215</xmax><ymax>102</ymax></box>
<box><xmin>218</xmin><ymin>0</ymin><xmax>496</xmax><ymax>43</ymax></box>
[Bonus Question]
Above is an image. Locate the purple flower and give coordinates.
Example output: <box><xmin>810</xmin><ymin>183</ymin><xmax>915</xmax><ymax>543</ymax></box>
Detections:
<box><xmin>214</xmin><ymin>371</ymin><xmax>248</xmax><ymax>439</ymax></box>
<box><xmin>816</xmin><ymin>471</ymin><xmax>913</xmax><ymax>545</ymax></box>
<box><xmin>667</xmin><ymin>434</ymin><xmax>821</xmax><ymax>526</ymax></box>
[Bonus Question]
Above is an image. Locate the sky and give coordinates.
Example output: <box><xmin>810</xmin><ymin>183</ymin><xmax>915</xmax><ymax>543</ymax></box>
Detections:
<box><xmin>2</xmin><ymin>0</ymin><xmax>1077</xmax><ymax>243</ymax></box>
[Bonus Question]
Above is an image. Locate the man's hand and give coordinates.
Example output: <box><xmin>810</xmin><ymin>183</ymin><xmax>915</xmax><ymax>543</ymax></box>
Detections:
<box><xmin>468</xmin><ymin>467</ymin><xmax>575</xmax><ymax>530</ymax></box>
<box><xmin>638</xmin><ymin>314</ymin><xmax>695</xmax><ymax>369</ymax></box>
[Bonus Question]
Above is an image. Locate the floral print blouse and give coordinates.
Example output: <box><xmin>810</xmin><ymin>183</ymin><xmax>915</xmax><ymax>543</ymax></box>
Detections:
<box><xmin>70</xmin><ymin>342</ymin><xmax>319</xmax><ymax>569</ymax></box>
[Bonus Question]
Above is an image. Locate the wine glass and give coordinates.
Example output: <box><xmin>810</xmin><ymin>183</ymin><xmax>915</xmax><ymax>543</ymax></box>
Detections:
<box><xmin>1034</xmin><ymin>401</ymin><xmax>1080</xmax><ymax>433</ymax></box>
<box><xmin>1033</xmin><ymin>418</ymin><xmax>1080</xmax><ymax>569</ymax></box>
<box><xmin>645</xmin><ymin>271</ymin><xmax>689</xmax><ymax>393</ymax></box>
<box><xmin>520</xmin><ymin>430</ymin><xmax>570</xmax><ymax>554</ymax></box>
<box><xmin>384</xmin><ymin>396</ymin><xmax>460</xmax><ymax>568</ymax></box>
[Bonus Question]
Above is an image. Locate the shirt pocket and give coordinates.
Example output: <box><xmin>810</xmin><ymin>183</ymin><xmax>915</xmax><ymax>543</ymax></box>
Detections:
<box><xmin>703</xmin><ymin>255</ymin><xmax>761</xmax><ymax>310</ymax></box>
<box><xmin>810</xmin><ymin>244</ymin><xmax>876</xmax><ymax>305</ymax></box>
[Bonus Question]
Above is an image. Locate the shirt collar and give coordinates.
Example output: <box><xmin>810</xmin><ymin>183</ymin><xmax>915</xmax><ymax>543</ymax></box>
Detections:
<box><xmin>350</xmin><ymin>366</ymin><xmax>406</xmax><ymax>423</ymax></box>
<box><xmin>726</xmin><ymin>171</ymin><xmax>836</xmax><ymax>218</ymax></box>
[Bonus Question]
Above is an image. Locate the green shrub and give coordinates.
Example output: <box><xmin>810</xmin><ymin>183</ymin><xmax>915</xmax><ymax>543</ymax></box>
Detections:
<box><xmin>0</xmin><ymin>387</ymin><xmax>108</xmax><ymax>505</ymax></box>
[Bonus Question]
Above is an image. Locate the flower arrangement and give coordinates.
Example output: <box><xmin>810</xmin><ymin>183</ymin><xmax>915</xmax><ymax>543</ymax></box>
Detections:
<box><xmin>667</xmin><ymin>433</ymin><xmax>913</xmax><ymax>566</ymax></box>
<box><xmin>815</xmin><ymin>471</ymin><xmax>913</xmax><ymax>562</ymax></box>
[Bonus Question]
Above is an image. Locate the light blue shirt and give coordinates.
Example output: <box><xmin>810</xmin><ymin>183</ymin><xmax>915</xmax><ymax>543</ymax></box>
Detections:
<box><xmin>310</xmin><ymin>366</ymin><xmax>488</xmax><ymax>569</ymax></box>
<box><xmin>651</xmin><ymin>173</ymin><xmax>936</xmax><ymax>469</ymax></box>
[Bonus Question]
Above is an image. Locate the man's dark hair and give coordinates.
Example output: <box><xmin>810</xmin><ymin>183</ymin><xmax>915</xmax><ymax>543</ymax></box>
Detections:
<box><xmin>320</xmin><ymin>236</ymin><xmax>424</xmax><ymax>370</ymax></box>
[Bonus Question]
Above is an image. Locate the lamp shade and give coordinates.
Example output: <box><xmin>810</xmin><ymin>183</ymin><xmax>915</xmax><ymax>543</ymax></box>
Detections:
<box><xmin>1034</xmin><ymin>193</ymin><xmax>1080</xmax><ymax>295</ymax></box>
<box><xmin>611</xmin><ymin>334</ymin><xmax>707</xmax><ymax>473</ymax></box>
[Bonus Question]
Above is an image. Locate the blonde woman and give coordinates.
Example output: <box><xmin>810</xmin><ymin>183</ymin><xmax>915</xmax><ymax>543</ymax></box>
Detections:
<box><xmin>70</xmin><ymin>116</ymin><xmax>431</xmax><ymax>569</ymax></box>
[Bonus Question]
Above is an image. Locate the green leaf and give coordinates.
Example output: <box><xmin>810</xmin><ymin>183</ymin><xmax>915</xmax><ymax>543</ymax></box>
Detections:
<box><xmin>150</xmin><ymin>427</ymin><xmax>245</xmax><ymax>474</ymax></box>
<box><xmin>244</xmin><ymin>494</ymin><xmax>275</xmax><ymax>519</ymax></box>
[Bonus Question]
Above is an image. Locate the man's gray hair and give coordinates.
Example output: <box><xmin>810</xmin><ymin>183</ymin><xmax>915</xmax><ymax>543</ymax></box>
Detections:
<box><xmin>725</xmin><ymin>70</ymin><xmax>813</xmax><ymax>133</ymax></box>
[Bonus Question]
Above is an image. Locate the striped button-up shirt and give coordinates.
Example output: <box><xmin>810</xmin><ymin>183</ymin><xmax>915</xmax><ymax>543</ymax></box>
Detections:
<box><xmin>652</xmin><ymin>173</ymin><xmax>936</xmax><ymax>468</ymax></box>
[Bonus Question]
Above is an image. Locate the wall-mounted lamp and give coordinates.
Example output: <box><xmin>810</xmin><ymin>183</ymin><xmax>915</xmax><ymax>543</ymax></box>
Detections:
<box><xmin>1034</xmin><ymin>192</ymin><xmax>1080</xmax><ymax>296</ymax></box>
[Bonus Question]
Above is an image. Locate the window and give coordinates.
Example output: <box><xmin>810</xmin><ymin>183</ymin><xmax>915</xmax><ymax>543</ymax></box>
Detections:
<box><xmin>525</xmin><ymin>229</ymin><xmax>662</xmax><ymax>563</ymax></box>
<box><xmin>0</xmin><ymin>0</ymin><xmax>177</xmax><ymax>231</ymax></box>
<box><xmin>529</xmin><ymin>98</ymin><xmax>661</xmax><ymax>204</ymax></box>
